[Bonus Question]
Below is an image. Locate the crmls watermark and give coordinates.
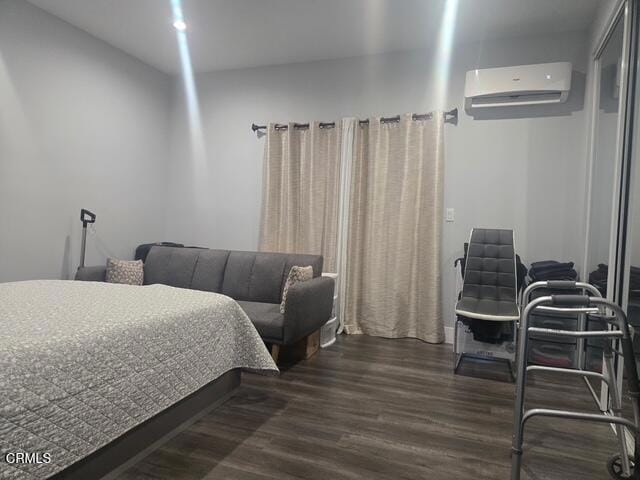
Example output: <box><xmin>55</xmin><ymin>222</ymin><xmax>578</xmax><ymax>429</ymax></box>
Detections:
<box><xmin>4</xmin><ymin>452</ymin><xmax>52</xmax><ymax>464</ymax></box>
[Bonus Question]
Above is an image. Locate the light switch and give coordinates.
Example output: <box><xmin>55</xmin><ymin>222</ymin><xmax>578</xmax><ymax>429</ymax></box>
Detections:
<box><xmin>445</xmin><ymin>208</ymin><xmax>455</xmax><ymax>222</ymax></box>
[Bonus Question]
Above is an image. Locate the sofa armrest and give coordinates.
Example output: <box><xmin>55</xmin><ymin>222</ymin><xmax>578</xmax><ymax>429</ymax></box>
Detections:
<box><xmin>75</xmin><ymin>265</ymin><xmax>107</xmax><ymax>282</ymax></box>
<box><xmin>283</xmin><ymin>276</ymin><xmax>335</xmax><ymax>345</ymax></box>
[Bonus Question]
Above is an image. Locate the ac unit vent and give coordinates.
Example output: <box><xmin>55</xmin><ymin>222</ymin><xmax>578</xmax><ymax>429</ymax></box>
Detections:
<box><xmin>465</xmin><ymin>62</ymin><xmax>572</xmax><ymax>108</ymax></box>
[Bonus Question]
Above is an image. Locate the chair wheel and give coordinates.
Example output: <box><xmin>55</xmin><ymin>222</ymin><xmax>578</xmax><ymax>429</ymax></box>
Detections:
<box><xmin>608</xmin><ymin>454</ymin><xmax>635</xmax><ymax>479</ymax></box>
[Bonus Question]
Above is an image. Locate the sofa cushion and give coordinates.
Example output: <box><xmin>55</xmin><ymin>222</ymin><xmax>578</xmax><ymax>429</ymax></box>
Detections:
<box><xmin>75</xmin><ymin>265</ymin><xmax>107</xmax><ymax>282</ymax></box>
<box><xmin>222</xmin><ymin>251</ymin><xmax>323</xmax><ymax>303</ymax></box>
<box><xmin>222</xmin><ymin>252</ymin><xmax>290</xmax><ymax>303</ymax></box>
<box><xmin>191</xmin><ymin>249</ymin><xmax>230</xmax><ymax>293</ymax></box>
<box><xmin>144</xmin><ymin>247</ymin><xmax>199</xmax><ymax>288</ymax></box>
<box><xmin>249</xmin><ymin>254</ymin><xmax>288</xmax><ymax>303</ymax></box>
<box><xmin>222</xmin><ymin>251</ymin><xmax>256</xmax><ymax>301</ymax></box>
<box><xmin>237</xmin><ymin>301</ymin><xmax>284</xmax><ymax>341</ymax></box>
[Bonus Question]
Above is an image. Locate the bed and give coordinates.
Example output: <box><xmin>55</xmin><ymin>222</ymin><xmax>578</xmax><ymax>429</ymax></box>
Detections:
<box><xmin>0</xmin><ymin>280</ymin><xmax>278</xmax><ymax>479</ymax></box>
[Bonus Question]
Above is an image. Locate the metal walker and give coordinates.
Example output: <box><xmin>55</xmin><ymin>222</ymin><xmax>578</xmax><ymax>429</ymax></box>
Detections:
<box><xmin>511</xmin><ymin>280</ymin><xmax>640</xmax><ymax>480</ymax></box>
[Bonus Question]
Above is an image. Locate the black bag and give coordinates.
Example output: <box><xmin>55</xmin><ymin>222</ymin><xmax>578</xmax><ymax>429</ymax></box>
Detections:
<box><xmin>135</xmin><ymin>242</ymin><xmax>184</xmax><ymax>262</ymax></box>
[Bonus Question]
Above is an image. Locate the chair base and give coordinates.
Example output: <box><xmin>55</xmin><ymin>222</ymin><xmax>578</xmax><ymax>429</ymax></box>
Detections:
<box><xmin>454</xmin><ymin>353</ymin><xmax>515</xmax><ymax>382</ymax></box>
<box><xmin>454</xmin><ymin>315</ymin><xmax>517</xmax><ymax>382</ymax></box>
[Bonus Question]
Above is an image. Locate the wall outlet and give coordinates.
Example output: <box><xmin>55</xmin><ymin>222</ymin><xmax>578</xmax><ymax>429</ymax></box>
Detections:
<box><xmin>445</xmin><ymin>208</ymin><xmax>455</xmax><ymax>222</ymax></box>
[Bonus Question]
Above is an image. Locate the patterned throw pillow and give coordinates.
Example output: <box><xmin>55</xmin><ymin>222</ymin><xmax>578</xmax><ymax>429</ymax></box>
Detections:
<box><xmin>106</xmin><ymin>258</ymin><xmax>144</xmax><ymax>285</ymax></box>
<box><xmin>280</xmin><ymin>265</ymin><xmax>313</xmax><ymax>314</ymax></box>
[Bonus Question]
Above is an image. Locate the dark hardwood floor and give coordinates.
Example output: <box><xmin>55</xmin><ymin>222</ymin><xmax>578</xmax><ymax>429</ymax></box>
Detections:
<box><xmin>117</xmin><ymin>335</ymin><xmax>622</xmax><ymax>479</ymax></box>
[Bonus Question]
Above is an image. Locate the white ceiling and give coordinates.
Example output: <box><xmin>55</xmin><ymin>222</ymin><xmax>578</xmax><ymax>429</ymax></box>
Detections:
<box><xmin>27</xmin><ymin>0</ymin><xmax>601</xmax><ymax>74</ymax></box>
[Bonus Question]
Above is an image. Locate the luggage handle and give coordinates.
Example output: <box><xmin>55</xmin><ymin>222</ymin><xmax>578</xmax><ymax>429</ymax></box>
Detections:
<box><xmin>81</xmin><ymin>209</ymin><xmax>96</xmax><ymax>227</ymax></box>
<box><xmin>79</xmin><ymin>208</ymin><xmax>96</xmax><ymax>268</ymax></box>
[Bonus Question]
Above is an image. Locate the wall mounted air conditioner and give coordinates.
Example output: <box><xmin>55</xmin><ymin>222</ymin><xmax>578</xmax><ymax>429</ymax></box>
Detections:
<box><xmin>464</xmin><ymin>62</ymin><xmax>572</xmax><ymax>108</ymax></box>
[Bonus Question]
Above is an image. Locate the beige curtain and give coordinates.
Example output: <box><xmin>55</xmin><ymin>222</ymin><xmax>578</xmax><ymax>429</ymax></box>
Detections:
<box><xmin>343</xmin><ymin>114</ymin><xmax>445</xmax><ymax>343</ymax></box>
<box><xmin>259</xmin><ymin>122</ymin><xmax>341</xmax><ymax>271</ymax></box>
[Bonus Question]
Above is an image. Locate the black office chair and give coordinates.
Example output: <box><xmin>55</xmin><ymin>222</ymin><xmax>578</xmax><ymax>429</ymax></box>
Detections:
<box><xmin>454</xmin><ymin>228</ymin><xmax>520</xmax><ymax>379</ymax></box>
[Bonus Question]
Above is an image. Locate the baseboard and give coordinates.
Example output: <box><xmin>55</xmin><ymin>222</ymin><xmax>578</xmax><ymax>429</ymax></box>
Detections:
<box><xmin>444</xmin><ymin>326</ymin><xmax>454</xmax><ymax>344</ymax></box>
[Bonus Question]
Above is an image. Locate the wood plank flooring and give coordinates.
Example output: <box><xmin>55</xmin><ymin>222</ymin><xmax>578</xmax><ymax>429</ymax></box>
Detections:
<box><xmin>117</xmin><ymin>335</ymin><xmax>622</xmax><ymax>479</ymax></box>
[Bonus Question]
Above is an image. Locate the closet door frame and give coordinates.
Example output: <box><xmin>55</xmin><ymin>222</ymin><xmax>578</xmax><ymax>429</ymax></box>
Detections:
<box><xmin>614</xmin><ymin>0</ymin><xmax>640</xmax><ymax>453</ymax></box>
<box><xmin>619</xmin><ymin>0</ymin><xmax>640</xmax><ymax>314</ymax></box>
<box><xmin>584</xmin><ymin>0</ymin><xmax>637</xmax><ymax>416</ymax></box>
<box><xmin>583</xmin><ymin>0</ymin><xmax>632</xmax><ymax>305</ymax></box>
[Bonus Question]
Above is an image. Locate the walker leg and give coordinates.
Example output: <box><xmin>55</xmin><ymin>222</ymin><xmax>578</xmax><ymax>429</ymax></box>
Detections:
<box><xmin>605</xmin><ymin>349</ymin><xmax>632</xmax><ymax>476</ymax></box>
<box><xmin>454</xmin><ymin>320</ymin><xmax>463</xmax><ymax>374</ymax></box>
<box><xmin>454</xmin><ymin>353</ymin><xmax>464</xmax><ymax>373</ymax></box>
<box><xmin>508</xmin><ymin>317</ymin><xmax>518</xmax><ymax>383</ymax></box>
<box><xmin>634</xmin><ymin>438</ymin><xmax>639</xmax><ymax>480</ymax></box>
<box><xmin>511</xmin><ymin>313</ymin><xmax>529</xmax><ymax>480</ymax></box>
<box><xmin>507</xmin><ymin>361</ymin><xmax>516</xmax><ymax>383</ymax></box>
<box><xmin>454</xmin><ymin>319</ymin><xmax>459</xmax><ymax>355</ymax></box>
<box><xmin>511</xmin><ymin>449</ymin><xmax>523</xmax><ymax>480</ymax></box>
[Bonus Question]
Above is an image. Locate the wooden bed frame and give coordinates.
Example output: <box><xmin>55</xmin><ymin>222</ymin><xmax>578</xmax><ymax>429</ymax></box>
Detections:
<box><xmin>51</xmin><ymin>369</ymin><xmax>241</xmax><ymax>480</ymax></box>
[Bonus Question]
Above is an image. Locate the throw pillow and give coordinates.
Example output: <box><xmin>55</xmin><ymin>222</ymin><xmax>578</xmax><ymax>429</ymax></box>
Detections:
<box><xmin>281</xmin><ymin>265</ymin><xmax>313</xmax><ymax>314</ymax></box>
<box><xmin>106</xmin><ymin>258</ymin><xmax>144</xmax><ymax>285</ymax></box>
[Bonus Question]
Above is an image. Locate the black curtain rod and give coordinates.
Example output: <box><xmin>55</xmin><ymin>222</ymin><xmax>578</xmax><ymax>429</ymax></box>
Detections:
<box><xmin>252</xmin><ymin>108</ymin><xmax>458</xmax><ymax>132</ymax></box>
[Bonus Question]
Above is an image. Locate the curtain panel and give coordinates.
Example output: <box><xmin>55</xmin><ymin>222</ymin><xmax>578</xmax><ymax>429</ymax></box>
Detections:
<box><xmin>342</xmin><ymin>114</ymin><xmax>444</xmax><ymax>343</ymax></box>
<box><xmin>259</xmin><ymin>122</ymin><xmax>341</xmax><ymax>272</ymax></box>
<box><xmin>335</xmin><ymin>118</ymin><xmax>358</xmax><ymax>333</ymax></box>
<box><xmin>259</xmin><ymin>114</ymin><xmax>445</xmax><ymax>343</ymax></box>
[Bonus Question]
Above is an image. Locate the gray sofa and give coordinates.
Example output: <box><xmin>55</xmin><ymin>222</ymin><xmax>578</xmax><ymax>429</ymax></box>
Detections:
<box><xmin>76</xmin><ymin>246</ymin><xmax>335</xmax><ymax>348</ymax></box>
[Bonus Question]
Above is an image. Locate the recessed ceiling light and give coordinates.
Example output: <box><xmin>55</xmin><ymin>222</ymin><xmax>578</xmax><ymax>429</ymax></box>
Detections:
<box><xmin>173</xmin><ymin>20</ymin><xmax>187</xmax><ymax>31</ymax></box>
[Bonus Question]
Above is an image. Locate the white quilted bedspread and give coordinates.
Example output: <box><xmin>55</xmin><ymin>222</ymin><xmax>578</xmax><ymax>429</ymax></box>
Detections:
<box><xmin>0</xmin><ymin>280</ymin><xmax>278</xmax><ymax>479</ymax></box>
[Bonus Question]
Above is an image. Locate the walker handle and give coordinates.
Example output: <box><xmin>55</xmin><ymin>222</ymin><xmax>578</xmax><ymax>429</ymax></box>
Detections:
<box><xmin>550</xmin><ymin>295</ymin><xmax>590</xmax><ymax>307</ymax></box>
<box><xmin>546</xmin><ymin>280</ymin><xmax>577</xmax><ymax>289</ymax></box>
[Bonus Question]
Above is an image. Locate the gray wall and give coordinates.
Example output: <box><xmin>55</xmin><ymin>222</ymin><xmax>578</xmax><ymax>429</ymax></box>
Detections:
<box><xmin>166</xmin><ymin>30</ymin><xmax>590</xmax><ymax>331</ymax></box>
<box><xmin>0</xmin><ymin>0</ymin><xmax>171</xmax><ymax>282</ymax></box>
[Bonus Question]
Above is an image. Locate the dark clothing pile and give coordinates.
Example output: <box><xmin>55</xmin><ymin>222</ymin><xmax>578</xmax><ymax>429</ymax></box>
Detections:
<box><xmin>629</xmin><ymin>266</ymin><xmax>640</xmax><ymax>299</ymax></box>
<box><xmin>515</xmin><ymin>255</ymin><xmax>528</xmax><ymax>294</ymax></box>
<box><xmin>590</xmin><ymin>263</ymin><xmax>640</xmax><ymax>298</ymax></box>
<box><xmin>460</xmin><ymin>317</ymin><xmax>513</xmax><ymax>344</ymax></box>
<box><xmin>589</xmin><ymin>264</ymin><xmax>608</xmax><ymax>295</ymax></box>
<box><xmin>529</xmin><ymin>260</ymin><xmax>578</xmax><ymax>282</ymax></box>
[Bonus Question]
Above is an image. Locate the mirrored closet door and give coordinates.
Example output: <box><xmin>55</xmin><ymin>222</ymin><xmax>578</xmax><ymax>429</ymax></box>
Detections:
<box><xmin>586</xmin><ymin>3</ymin><xmax>630</xmax><ymax>305</ymax></box>
<box><xmin>619</xmin><ymin>0</ymin><xmax>640</xmax><ymax>363</ymax></box>
<box><xmin>585</xmin><ymin>0</ymin><xmax>638</xmax><ymax>410</ymax></box>
<box><xmin>586</xmin><ymin>5</ymin><xmax>629</xmax><ymax>383</ymax></box>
